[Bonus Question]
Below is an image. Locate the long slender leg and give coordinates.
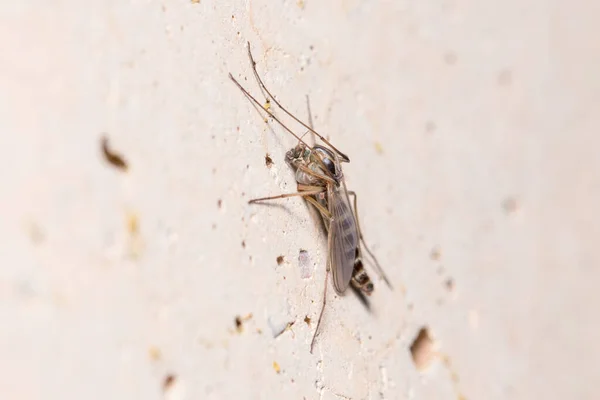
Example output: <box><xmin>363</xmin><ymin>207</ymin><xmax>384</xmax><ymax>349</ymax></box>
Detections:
<box><xmin>310</xmin><ymin>206</ymin><xmax>336</xmax><ymax>354</ymax></box>
<box><xmin>296</xmin><ymin>95</ymin><xmax>315</xmax><ymax>145</ymax></box>
<box><xmin>304</xmin><ymin>196</ymin><xmax>331</xmax><ymax>222</ymax></box>
<box><xmin>346</xmin><ymin>190</ymin><xmax>392</xmax><ymax>289</ymax></box>
<box><xmin>310</xmin><ymin>267</ymin><xmax>329</xmax><ymax>354</ymax></box>
<box><xmin>297</xmin><ymin>184</ymin><xmax>332</xmax><ymax>219</ymax></box>
<box><xmin>297</xmin><ymin>163</ymin><xmax>336</xmax><ymax>185</ymax></box>
<box><xmin>302</xmin><ymin>186</ymin><xmax>334</xmax><ymax>353</ymax></box>
<box><xmin>304</xmin><ymin>95</ymin><xmax>318</xmax><ymax>147</ymax></box>
<box><xmin>306</xmin><ymin>95</ymin><xmax>314</xmax><ymax>131</ymax></box>
<box><xmin>297</xmin><ymin>184</ymin><xmax>325</xmax><ymax>191</ymax></box>
<box><xmin>249</xmin><ymin>188</ymin><xmax>324</xmax><ymax>204</ymax></box>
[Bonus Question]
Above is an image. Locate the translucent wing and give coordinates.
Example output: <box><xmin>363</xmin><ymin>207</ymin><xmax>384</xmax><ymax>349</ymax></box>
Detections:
<box><xmin>327</xmin><ymin>186</ymin><xmax>359</xmax><ymax>294</ymax></box>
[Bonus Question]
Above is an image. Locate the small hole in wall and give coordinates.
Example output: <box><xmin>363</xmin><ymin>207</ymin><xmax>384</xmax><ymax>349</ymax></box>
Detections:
<box><xmin>445</xmin><ymin>278</ymin><xmax>455</xmax><ymax>292</ymax></box>
<box><xmin>425</xmin><ymin>120</ymin><xmax>437</xmax><ymax>134</ymax></box>
<box><xmin>410</xmin><ymin>327</ymin><xmax>435</xmax><ymax>371</ymax></box>
<box><xmin>163</xmin><ymin>374</ymin><xmax>176</xmax><ymax>391</ymax></box>
<box><xmin>100</xmin><ymin>135</ymin><xmax>128</xmax><ymax>171</ymax></box>
<box><xmin>502</xmin><ymin>197</ymin><xmax>518</xmax><ymax>214</ymax></box>
<box><xmin>430</xmin><ymin>246</ymin><xmax>441</xmax><ymax>261</ymax></box>
<box><xmin>265</xmin><ymin>153</ymin><xmax>273</xmax><ymax>168</ymax></box>
<box><xmin>234</xmin><ymin>313</ymin><xmax>252</xmax><ymax>334</ymax></box>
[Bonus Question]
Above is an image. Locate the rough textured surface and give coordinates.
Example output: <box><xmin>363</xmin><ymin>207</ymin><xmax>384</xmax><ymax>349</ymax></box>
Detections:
<box><xmin>1</xmin><ymin>1</ymin><xmax>599</xmax><ymax>399</ymax></box>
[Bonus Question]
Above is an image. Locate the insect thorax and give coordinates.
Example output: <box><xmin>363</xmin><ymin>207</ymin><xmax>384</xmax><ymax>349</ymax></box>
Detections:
<box><xmin>312</xmin><ymin>145</ymin><xmax>343</xmax><ymax>182</ymax></box>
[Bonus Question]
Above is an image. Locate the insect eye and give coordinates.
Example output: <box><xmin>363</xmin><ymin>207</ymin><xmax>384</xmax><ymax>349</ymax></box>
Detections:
<box><xmin>314</xmin><ymin>146</ymin><xmax>338</xmax><ymax>176</ymax></box>
<box><xmin>322</xmin><ymin>157</ymin><xmax>337</xmax><ymax>175</ymax></box>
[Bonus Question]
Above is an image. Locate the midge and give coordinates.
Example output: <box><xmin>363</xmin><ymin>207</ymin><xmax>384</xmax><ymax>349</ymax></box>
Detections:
<box><xmin>229</xmin><ymin>43</ymin><xmax>391</xmax><ymax>352</ymax></box>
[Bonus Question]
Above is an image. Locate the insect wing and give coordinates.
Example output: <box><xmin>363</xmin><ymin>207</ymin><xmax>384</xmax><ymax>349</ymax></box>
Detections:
<box><xmin>328</xmin><ymin>186</ymin><xmax>359</xmax><ymax>293</ymax></box>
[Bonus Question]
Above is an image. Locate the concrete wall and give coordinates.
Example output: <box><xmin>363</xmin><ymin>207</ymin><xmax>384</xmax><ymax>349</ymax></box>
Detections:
<box><xmin>1</xmin><ymin>1</ymin><xmax>599</xmax><ymax>399</ymax></box>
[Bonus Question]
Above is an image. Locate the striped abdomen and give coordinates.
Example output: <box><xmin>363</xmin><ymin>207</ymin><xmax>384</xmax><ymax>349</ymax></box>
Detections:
<box><xmin>351</xmin><ymin>250</ymin><xmax>374</xmax><ymax>295</ymax></box>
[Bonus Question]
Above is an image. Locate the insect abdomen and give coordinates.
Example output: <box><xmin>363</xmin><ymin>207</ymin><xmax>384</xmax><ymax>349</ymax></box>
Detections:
<box><xmin>338</xmin><ymin>207</ymin><xmax>358</xmax><ymax>266</ymax></box>
<box><xmin>351</xmin><ymin>254</ymin><xmax>374</xmax><ymax>295</ymax></box>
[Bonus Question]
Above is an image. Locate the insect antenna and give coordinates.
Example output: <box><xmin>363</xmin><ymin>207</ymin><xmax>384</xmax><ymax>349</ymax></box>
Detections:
<box><xmin>229</xmin><ymin>72</ymin><xmax>336</xmax><ymax>182</ymax></box>
<box><xmin>245</xmin><ymin>42</ymin><xmax>350</xmax><ymax>163</ymax></box>
<box><xmin>229</xmin><ymin>73</ymin><xmax>313</xmax><ymax>150</ymax></box>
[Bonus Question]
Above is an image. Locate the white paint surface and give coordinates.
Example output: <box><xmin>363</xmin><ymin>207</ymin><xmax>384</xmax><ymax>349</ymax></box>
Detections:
<box><xmin>1</xmin><ymin>1</ymin><xmax>599</xmax><ymax>399</ymax></box>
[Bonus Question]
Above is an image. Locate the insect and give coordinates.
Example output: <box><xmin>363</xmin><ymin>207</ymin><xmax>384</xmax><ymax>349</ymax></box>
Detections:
<box><xmin>229</xmin><ymin>43</ymin><xmax>391</xmax><ymax>352</ymax></box>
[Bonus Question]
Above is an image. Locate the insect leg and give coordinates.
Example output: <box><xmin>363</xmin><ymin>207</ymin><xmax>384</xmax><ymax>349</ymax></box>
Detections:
<box><xmin>305</xmin><ymin>95</ymin><xmax>314</xmax><ymax>131</ymax></box>
<box><xmin>297</xmin><ymin>183</ymin><xmax>333</xmax><ymax>218</ymax></box>
<box><xmin>304</xmin><ymin>196</ymin><xmax>331</xmax><ymax>221</ymax></box>
<box><xmin>304</xmin><ymin>94</ymin><xmax>319</xmax><ymax>147</ymax></box>
<box><xmin>248</xmin><ymin>187</ymin><xmax>324</xmax><ymax>204</ymax></box>
<box><xmin>346</xmin><ymin>190</ymin><xmax>393</xmax><ymax>289</ymax></box>
<box><xmin>295</xmin><ymin>96</ymin><xmax>315</xmax><ymax>145</ymax></box>
<box><xmin>310</xmin><ymin>266</ymin><xmax>329</xmax><ymax>354</ymax></box>
<box><xmin>297</xmin><ymin>163</ymin><xmax>337</xmax><ymax>185</ymax></box>
<box><xmin>310</xmin><ymin>206</ymin><xmax>336</xmax><ymax>354</ymax></box>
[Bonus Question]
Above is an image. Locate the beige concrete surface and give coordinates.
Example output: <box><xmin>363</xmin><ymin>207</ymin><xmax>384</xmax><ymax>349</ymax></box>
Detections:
<box><xmin>1</xmin><ymin>1</ymin><xmax>599</xmax><ymax>399</ymax></box>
